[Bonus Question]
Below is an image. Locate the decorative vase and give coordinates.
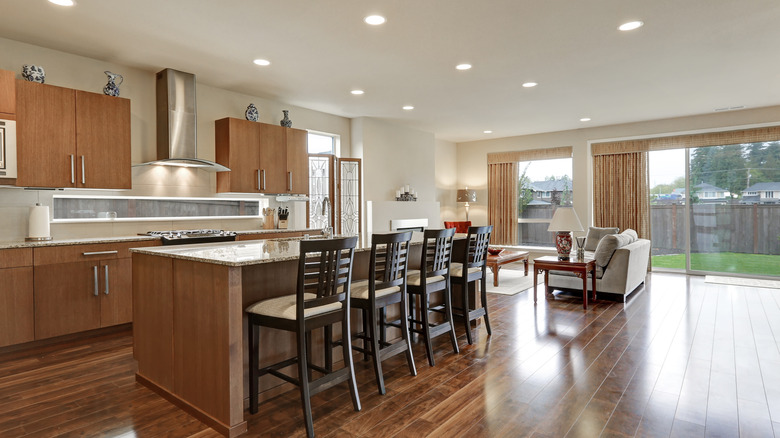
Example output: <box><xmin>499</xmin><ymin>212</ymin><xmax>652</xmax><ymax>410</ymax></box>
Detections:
<box><xmin>555</xmin><ymin>231</ymin><xmax>573</xmax><ymax>259</ymax></box>
<box><xmin>103</xmin><ymin>71</ymin><xmax>123</xmax><ymax>97</ymax></box>
<box><xmin>280</xmin><ymin>110</ymin><xmax>292</xmax><ymax>127</ymax></box>
<box><xmin>21</xmin><ymin>64</ymin><xmax>45</xmax><ymax>83</ymax></box>
<box><xmin>245</xmin><ymin>103</ymin><xmax>259</xmax><ymax>122</ymax></box>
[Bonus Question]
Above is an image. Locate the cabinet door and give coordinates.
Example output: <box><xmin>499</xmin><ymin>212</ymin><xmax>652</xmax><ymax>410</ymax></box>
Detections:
<box><xmin>100</xmin><ymin>258</ymin><xmax>132</xmax><ymax>327</ymax></box>
<box><xmin>0</xmin><ymin>267</ymin><xmax>34</xmax><ymax>347</ymax></box>
<box><xmin>258</xmin><ymin>123</ymin><xmax>287</xmax><ymax>193</ymax></box>
<box><xmin>286</xmin><ymin>128</ymin><xmax>309</xmax><ymax>194</ymax></box>
<box><xmin>0</xmin><ymin>69</ymin><xmax>15</xmax><ymax>117</ymax></box>
<box><xmin>75</xmin><ymin>91</ymin><xmax>132</xmax><ymax>189</ymax></box>
<box><xmin>215</xmin><ymin>118</ymin><xmax>261</xmax><ymax>193</ymax></box>
<box><xmin>34</xmin><ymin>261</ymin><xmax>101</xmax><ymax>339</ymax></box>
<box><xmin>15</xmin><ymin>81</ymin><xmax>76</xmax><ymax>188</ymax></box>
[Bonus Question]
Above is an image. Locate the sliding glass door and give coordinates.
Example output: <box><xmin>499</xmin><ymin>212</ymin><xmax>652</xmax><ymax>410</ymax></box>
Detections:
<box><xmin>650</xmin><ymin>141</ymin><xmax>780</xmax><ymax>278</ymax></box>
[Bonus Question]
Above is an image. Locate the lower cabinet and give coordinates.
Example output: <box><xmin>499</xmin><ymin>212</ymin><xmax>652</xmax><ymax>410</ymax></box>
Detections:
<box><xmin>0</xmin><ymin>249</ymin><xmax>34</xmax><ymax>347</ymax></box>
<box><xmin>32</xmin><ymin>240</ymin><xmax>158</xmax><ymax>341</ymax></box>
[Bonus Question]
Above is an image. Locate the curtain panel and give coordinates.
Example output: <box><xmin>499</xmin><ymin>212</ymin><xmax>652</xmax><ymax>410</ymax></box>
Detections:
<box><xmin>487</xmin><ymin>162</ymin><xmax>518</xmax><ymax>245</ymax></box>
<box><xmin>487</xmin><ymin>146</ymin><xmax>572</xmax><ymax>164</ymax></box>
<box><xmin>592</xmin><ymin>126</ymin><xmax>780</xmax><ymax>155</ymax></box>
<box><xmin>592</xmin><ymin>152</ymin><xmax>650</xmax><ymax>240</ymax></box>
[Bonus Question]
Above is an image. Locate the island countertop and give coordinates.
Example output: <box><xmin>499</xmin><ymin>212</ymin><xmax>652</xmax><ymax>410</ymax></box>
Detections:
<box><xmin>129</xmin><ymin>237</ymin><xmax>369</xmax><ymax>267</ymax></box>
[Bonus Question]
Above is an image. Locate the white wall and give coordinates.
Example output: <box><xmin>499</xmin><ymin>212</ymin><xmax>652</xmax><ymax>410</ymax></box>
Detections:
<box><xmin>435</xmin><ymin>139</ymin><xmax>458</xmax><ymax>222</ymax></box>
<box><xmin>457</xmin><ymin>106</ymin><xmax>780</xmax><ymax>232</ymax></box>
<box><xmin>0</xmin><ymin>36</ymin><xmax>353</xmax><ymax>240</ymax></box>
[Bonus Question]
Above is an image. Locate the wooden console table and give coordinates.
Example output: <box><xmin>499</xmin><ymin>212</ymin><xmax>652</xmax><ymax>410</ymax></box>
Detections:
<box><xmin>532</xmin><ymin>256</ymin><xmax>596</xmax><ymax>310</ymax></box>
<box><xmin>486</xmin><ymin>250</ymin><xmax>529</xmax><ymax>287</ymax></box>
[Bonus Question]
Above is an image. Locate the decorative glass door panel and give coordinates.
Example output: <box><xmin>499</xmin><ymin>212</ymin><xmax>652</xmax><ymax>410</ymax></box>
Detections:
<box><xmin>309</xmin><ymin>155</ymin><xmax>332</xmax><ymax>229</ymax></box>
<box><xmin>339</xmin><ymin>159</ymin><xmax>361</xmax><ymax>236</ymax></box>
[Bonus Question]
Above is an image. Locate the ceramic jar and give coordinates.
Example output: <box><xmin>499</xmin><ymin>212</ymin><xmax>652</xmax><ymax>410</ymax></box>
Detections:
<box><xmin>245</xmin><ymin>103</ymin><xmax>259</xmax><ymax>122</ymax></box>
<box><xmin>22</xmin><ymin>65</ymin><xmax>45</xmax><ymax>83</ymax></box>
<box><xmin>103</xmin><ymin>71</ymin><xmax>123</xmax><ymax>97</ymax></box>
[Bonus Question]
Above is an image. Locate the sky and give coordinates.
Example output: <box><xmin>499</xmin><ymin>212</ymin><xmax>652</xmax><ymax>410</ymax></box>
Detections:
<box><xmin>648</xmin><ymin>149</ymin><xmax>686</xmax><ymax>187</ymax></box>
<box><xmin>520</xmin><ymin>158</ymin><xmax>572</xmax><ymax>181</ymax></box>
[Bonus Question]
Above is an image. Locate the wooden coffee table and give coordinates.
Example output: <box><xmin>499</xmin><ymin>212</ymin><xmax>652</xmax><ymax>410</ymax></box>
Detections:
<box><xmin>533</xmin><ymin>255</ymin><xmax>596</xmax><ymax>310</ymax></box>
<box><xmin>486</xmin><ymin>250</ymin><xmax>529</xmax><ymax>287</ymax></box>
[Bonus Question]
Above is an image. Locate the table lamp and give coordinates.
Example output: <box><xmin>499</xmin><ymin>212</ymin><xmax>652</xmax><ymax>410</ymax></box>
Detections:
<box><xmin>457</xmin><ymin>188</ymin><xmax>477</xmax><ymax>221</ymax></box>
<box><xmin>547</xmin><ymin>207</ymin><xmax>584</xmax><ymax>259</ymax></box>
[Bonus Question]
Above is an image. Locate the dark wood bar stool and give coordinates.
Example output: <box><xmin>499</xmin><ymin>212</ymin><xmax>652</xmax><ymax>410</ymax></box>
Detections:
<box><xmin>406</xmin><ymin>228</ymin><xmax>459</xmax><ymax>366</ymax></box>
<box><xmin>349</xmin><ymin>231</ymin><xmax>416</xmax><ymax>395</ymax></box>
<box><xmin>245</xmin><ymin>236</ymin><xmax>360</xmax><ymax>438</ymax></box>
<box><xmin>450</xmin><ymin>225</ymin><xmax>493</xmax><ymax>344</ymax></box>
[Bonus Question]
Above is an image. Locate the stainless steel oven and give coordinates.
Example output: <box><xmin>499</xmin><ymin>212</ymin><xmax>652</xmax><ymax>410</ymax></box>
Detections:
<box><xmin>0</xmin><ymin>119</ymin><xmax>17</xmax><ymax>179</ymax></box>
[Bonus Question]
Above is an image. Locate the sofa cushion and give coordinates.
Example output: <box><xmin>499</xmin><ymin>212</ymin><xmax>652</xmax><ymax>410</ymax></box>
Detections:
<box><xmin>621</xmin><ymin>228</ymin><xmax>638</xmax><ymax>243</ymax></box>
<box><xmin>594</xmin><ymin>233</ymin><xmax>633</xmax><ymax>267</ymax></box>
<box><xmin>584</xmin><ymin>227</ymin><xmax>619</xmax><ymax>251</ymax></box>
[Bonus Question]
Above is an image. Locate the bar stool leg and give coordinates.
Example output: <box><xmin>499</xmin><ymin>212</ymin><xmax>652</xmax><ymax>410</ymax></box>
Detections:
<box><xmin>297</xmin><ymin>327</ymin><xmax>314</xmax><ymax>438</ymax></box>
<box><xmin>368</xmin><ymin>307</ymin><xmax>386</xmax><ymax>394</ymax></box>
<box><xmin>342</xmin><ymin>306</ymin><xmax>361</xmax><ymax>411</ymax></box>
<box><xmin>481</xmin><ymin>275</ymin><xmax>492</xmax><ymax>336</ymax></box>
<box><xmin>445</xmin><ymin>282</ymin><xmax>460</xmax><ymax>354</ymax></box>
<box><xmin>461</xmin><ymin>280</ymin><xmax>474</xmax><ymax>345</ymax></box>
<box><xmin>421</xmin><ymin>291</ymin><xmax>435</xmax><ymax>366</ymax></box>
<box><xmin>400</xmin><ymin>294</ymin><xmax>417</xmax><ymax>376</ymax></box>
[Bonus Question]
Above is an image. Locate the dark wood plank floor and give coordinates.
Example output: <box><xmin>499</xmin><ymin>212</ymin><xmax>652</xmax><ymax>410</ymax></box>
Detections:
<box><xmin>1</xmin><ymin>272</ymin><xmax>779</xmax><ymax>437</ymax></box>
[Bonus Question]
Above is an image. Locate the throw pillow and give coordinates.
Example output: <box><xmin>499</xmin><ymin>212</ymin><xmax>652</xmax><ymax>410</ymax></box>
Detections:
<box><xmin>621</xmin><ymin>228</ymin><xmax>638</xmax><ymax>243</ymax></box>
<box><xmin>593</xmin><ymin>233</ymin><xmax>633</xmax><ymax>267</ymax></box>
<box><xmin>584</xmin><ymin>226</ymin><xmax>619</xmax><ymax>251</ymax></box>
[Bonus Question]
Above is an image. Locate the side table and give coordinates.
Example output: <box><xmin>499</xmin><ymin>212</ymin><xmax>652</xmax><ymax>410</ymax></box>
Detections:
<box><xmin>486</xmin><ymin>250</ymin><xmax>529</xmax><ymax>287</ymax></box>
<box><xmin>533</xmin><ymin>255</ymin><xmax>596</xmax><ymax>310</ymax></box>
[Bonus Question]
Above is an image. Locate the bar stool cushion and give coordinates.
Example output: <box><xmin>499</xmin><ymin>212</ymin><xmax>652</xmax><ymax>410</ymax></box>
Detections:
<box><xmin>246</xmin><ymin>293</ymin><xmax>342</xmax><ymax>320</ymax></box>
<box><xmin>449</xmin><ymin>262</ymin><xmax>482</xmax><ymax>278</ymax></box>
<box><xmin>350</xmin><ymin>279</ymin><xmax>401</xmax><ymax>300</ymax></box>
<box><xmin>407</xmin><ymin>269</ymin><xmax>445</xmax><ymax>286</ymax></box>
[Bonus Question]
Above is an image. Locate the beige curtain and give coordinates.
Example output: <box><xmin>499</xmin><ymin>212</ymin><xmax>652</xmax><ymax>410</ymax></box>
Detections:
<box><xmin>487</xmin><ymin>162</ymin><xmax>518</xmax><ymax>244</ymax></box>
<box><xmin>593</xmin><ymin>152</ymin><xmax>650</xmax><ymax>240</ymax></box>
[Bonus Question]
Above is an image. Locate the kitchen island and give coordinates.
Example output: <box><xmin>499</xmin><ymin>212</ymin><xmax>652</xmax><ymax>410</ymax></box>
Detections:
<box><xmin>130</xmin><ymin>238</ymin><xmax>371</xmax><ymax>437</ymax></box>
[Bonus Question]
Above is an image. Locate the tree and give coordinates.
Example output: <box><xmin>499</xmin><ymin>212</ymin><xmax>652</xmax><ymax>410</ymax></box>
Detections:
<box><xmin>517</xmin><ymin>163</ymin><xmax>533</xmax><ymax>217</ymax></box>
<box><xmin>689</xmin><ymin>144</ymin><xmax>749</xmax><ymax>200</ymax></box>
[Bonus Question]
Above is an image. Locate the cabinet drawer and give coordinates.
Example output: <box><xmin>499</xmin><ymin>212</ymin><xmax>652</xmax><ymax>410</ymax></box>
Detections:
<box><xmin>34</xmin><ymin>240</ymin><xmax>160</xmax><ymax>266</ymax></box>
<box><xmin>0</xmin><ymin>248</ymin><xmax>33</xmax><ymax>269</ymax></box>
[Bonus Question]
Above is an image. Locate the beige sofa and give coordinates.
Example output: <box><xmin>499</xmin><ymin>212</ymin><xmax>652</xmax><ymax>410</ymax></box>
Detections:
<box><xmin>547</xmin><ymin>229</ymin><xmax>650</xmax><ymax>301</ymax></box>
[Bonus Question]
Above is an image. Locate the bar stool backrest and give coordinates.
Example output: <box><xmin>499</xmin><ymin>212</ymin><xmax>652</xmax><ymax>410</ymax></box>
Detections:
<box><xmin>298</xmin><ymin>236</ymin><xmax>358</xmax><ymax>318</ymax></box>
<box><xmin>462</xmin><ymin>226</ymin><xmax>493</xmax><ymax>269</ymax></box>
<box><xmin>420</xmin><ymin>228</ymin><xmax>455</xmax><ymax>278</ymax></box>
<box><xmin>370</xmin><ymin>231</ymin><xmax>413</xmax><ymax>291</ymax></box>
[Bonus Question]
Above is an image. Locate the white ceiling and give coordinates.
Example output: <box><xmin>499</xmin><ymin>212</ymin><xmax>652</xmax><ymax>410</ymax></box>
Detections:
<box><xmin>2</xmin><ymin>0</ymin><xmax>779</xmax><ymax>143</ymax></box>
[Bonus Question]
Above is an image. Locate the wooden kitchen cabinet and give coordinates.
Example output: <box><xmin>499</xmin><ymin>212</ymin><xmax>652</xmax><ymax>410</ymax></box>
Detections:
<box><xmin>33</xmin><ymin>240</ymin><xmax>158</xmax><ymax>340</ymax></box>
<box><xmin>0</xmin><ymin>69</ymin><xmax>16</xmax><ymax>118</ymax></box>
<box><xmin>215</xmin><ymin>118</ymin><xmax>308</xmax><ymax>194</ymax></box>
<box><xmin>0</xmin><ymin>248</ymin><xmax>34</xmax><ymax>347</ymax></box>
<box><xmin>15</xmin><ymin>81</ymin><xmax>131</xmax><ymax>189</ymax></box>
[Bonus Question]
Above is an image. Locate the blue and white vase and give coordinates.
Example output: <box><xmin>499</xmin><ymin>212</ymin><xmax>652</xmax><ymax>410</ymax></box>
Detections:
<box><xmin>103</xmin><ymin>71</ymin><xmax>123</xmax><ymax>97</ymax></box>
<box><xmin>21</xmin><ymin>65</ymin><xmax>45</xmax><ymax>83</ymax></box>
<box><xmin>280</xmin><ymin>110</ymin><xmax>292</xmax><ymax>127</ymax></box>
<box><xmin>245</xmin><ymin>103</ymin><xmax>259</xmax><ymax>122</ymax></box>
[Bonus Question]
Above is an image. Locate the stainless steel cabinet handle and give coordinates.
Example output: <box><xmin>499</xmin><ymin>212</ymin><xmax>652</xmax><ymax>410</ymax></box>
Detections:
<box><xmin>104</xmin><ymin>264</ymin><xmax>110</xmax><ymax>295</ymax></box>
<box><xmin>257</xmin><ymin>169</ymin><xmax>261</xmax><ymax>191</ymax></box>
<box><xmin>288</xmin><ymin>172</ymin><xmax>292</xmax><ymax>191</ymax></box>
<box><xmin>93</xmin><ymin>266</ymin><xmax>99</xmax><ymax>296</ymax></box>
<box><xmin>261</xmin><ymin>169</ymin><xmax>266</xmax><ymax>190</ymax></box>
<box><xmin>82</xmin><ymin>250</ymin><xmax>119</xmax><ymax>256</ymax></box>
<box><xmin>70</xmin><ymin>155</ymin><xmax>75</xmax><ymax>184</ymax></box>
<box><xmin>81</xmin><ymin>155</ymin><xmax>86</xmax><ymax>184</ymax></box>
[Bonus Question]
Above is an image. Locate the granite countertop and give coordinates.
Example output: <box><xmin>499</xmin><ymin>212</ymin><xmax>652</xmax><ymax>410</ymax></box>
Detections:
<box><xmin>130</xmin><ymin>237</ymin><xmax>368</xmax><ymax>267</ymax></box>
<box><xmin>0</xmin><ymin>235</ymin><xmax>160</xmax><ymax>250</ymax></box>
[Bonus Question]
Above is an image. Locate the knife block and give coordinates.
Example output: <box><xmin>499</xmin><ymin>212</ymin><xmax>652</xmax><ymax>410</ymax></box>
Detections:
<box><xmin>263</xmin><ymin>212</ymin><xmax>275</xmax><ymax>229</ymax></box>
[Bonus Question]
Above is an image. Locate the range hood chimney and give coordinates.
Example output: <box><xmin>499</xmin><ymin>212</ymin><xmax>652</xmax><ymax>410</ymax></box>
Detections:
<box><xmin>137</xmin><ymin>68</ymin><xmax>228</xmax><ymax>171</ymax></box>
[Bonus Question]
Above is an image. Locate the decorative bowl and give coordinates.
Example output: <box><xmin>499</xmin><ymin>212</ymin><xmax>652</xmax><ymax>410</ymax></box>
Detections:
<box><xmin>487</xmin><ymin>247</ymin><xmax>504</xmax><ymax>256</ymax></box>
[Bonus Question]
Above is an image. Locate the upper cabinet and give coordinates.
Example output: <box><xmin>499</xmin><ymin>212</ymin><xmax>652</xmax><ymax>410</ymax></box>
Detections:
<box><xmin>0</xmin><ymin>69</ymin><xmax>16</xmax><ymax>118</ymax></box>
<box><xmin>15</xmin><ymin>81</ymin><xmax>131</xmax><ymax>189</ymax></box>
<box><xmin>215</xmin><ymin>117</ymin><xmax>309</xmax><ymax>195</ymax></box>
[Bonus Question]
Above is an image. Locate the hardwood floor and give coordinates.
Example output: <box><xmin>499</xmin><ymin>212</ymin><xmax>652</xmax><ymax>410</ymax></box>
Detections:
<box><xmin>1</xmin><ymin>272</ymin><xmax>778</xmax><ymax>437</ymax></box>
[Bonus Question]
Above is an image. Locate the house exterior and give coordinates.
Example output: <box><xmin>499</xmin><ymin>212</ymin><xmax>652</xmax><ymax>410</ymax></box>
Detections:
<box><xmin>529</xmin><ymin>179</ymin><xmax>572</xmax><ymax>206</ymax></box>
<box><xmin>741</xmin><ymin>182</ymin><xmax>780</xmax><ymax>204</ymax></box>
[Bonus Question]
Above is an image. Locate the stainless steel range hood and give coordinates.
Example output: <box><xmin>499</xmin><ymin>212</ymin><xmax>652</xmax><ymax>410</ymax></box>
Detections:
<box><xmin>136</xmin><ymin>68</ymin><xmax>229</xmax><ymax>172</ymax></box>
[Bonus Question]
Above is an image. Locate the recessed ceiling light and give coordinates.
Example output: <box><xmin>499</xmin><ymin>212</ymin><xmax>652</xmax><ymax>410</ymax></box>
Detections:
<box><xmin>364</xmin><ymin>15</ymin><xmax>386</xmax><ymax>25</ymax></box>
<box><xmin>402</xmin><ymin>105</ymin><xmax>414</xmax><ymax>110</ymax></box>
<box><xmin>522</xmin><ymin>82</ymin><xmax>538</xmax><ymax>88</ymax></box>
<box><xmin>580</xmin><ymin>117</ymin><xmax>591</xmax><ymax>122</ymax></box>
<box><xmin>483</xmin><ymin>130</ymin><xmax>493</xmax><ymax>134</ymax></box>
<box><xmin>456</xmin><ymin>64</ymin><xmax>472</xmax><ymax>71</ymax></box>
<box><xmin>351</xmin><ymin>90</ymin><xmax>364</xmax><ymax>95</ymax></box>
<box><xmin>48</xmin><ymin>0</ymin><xmax>74</xmax><ymax>5</ymax></box>
<box><xmin>618</xmin><ymin>21</ymin><xmax>644</xmax><ymax>31</ymax></box>
<box><xmin>252</xmin><ymin>59</ymin><xmax>270</xmax><ymax>66</ymax></box>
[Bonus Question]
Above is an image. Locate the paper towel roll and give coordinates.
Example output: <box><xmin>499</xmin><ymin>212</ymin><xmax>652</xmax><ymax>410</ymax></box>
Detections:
<box><xmin>27</xmin><ymin>204</ymin><xmax>52</xmax><ymax>241</ymax></box>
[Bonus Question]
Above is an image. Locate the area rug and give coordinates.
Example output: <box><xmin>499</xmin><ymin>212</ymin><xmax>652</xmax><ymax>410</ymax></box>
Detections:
<box><xmin>704</xmin><ymin>275</ymin><xmax>780</xmax><ymax>289</ymax></box>
<box><xmin>486</xmin><ymin>269</ymin><xmax>543</xmax><ymax>295</ymax></box>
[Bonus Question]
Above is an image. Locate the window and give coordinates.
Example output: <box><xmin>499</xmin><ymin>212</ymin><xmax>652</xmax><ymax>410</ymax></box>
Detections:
<box><xmin>518</xmin><ymin>157</ymin><xmax>573</xmax><ymax>247</ymax></box>
<box><xmin>307</xmin><ymin>132</ymin><xmax>337</xmax><ymax>155</ymax></box>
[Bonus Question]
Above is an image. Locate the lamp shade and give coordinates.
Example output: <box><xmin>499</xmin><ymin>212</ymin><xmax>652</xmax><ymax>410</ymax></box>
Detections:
<box><xmin>457</xmin><ymin>189</ymin><xmax>477</xmax><ymax>203</ymax></box>
<box><xmin>547</xmin><ymin>207</ymin><xmax>584</xmax><ymax>232</ymax></box>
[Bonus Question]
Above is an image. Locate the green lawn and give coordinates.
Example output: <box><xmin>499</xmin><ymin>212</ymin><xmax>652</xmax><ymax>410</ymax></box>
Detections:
<box><xmin>652</xmin><ymin>252</ymin><xmax>780</xmax><ymax>276</ymax></box>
